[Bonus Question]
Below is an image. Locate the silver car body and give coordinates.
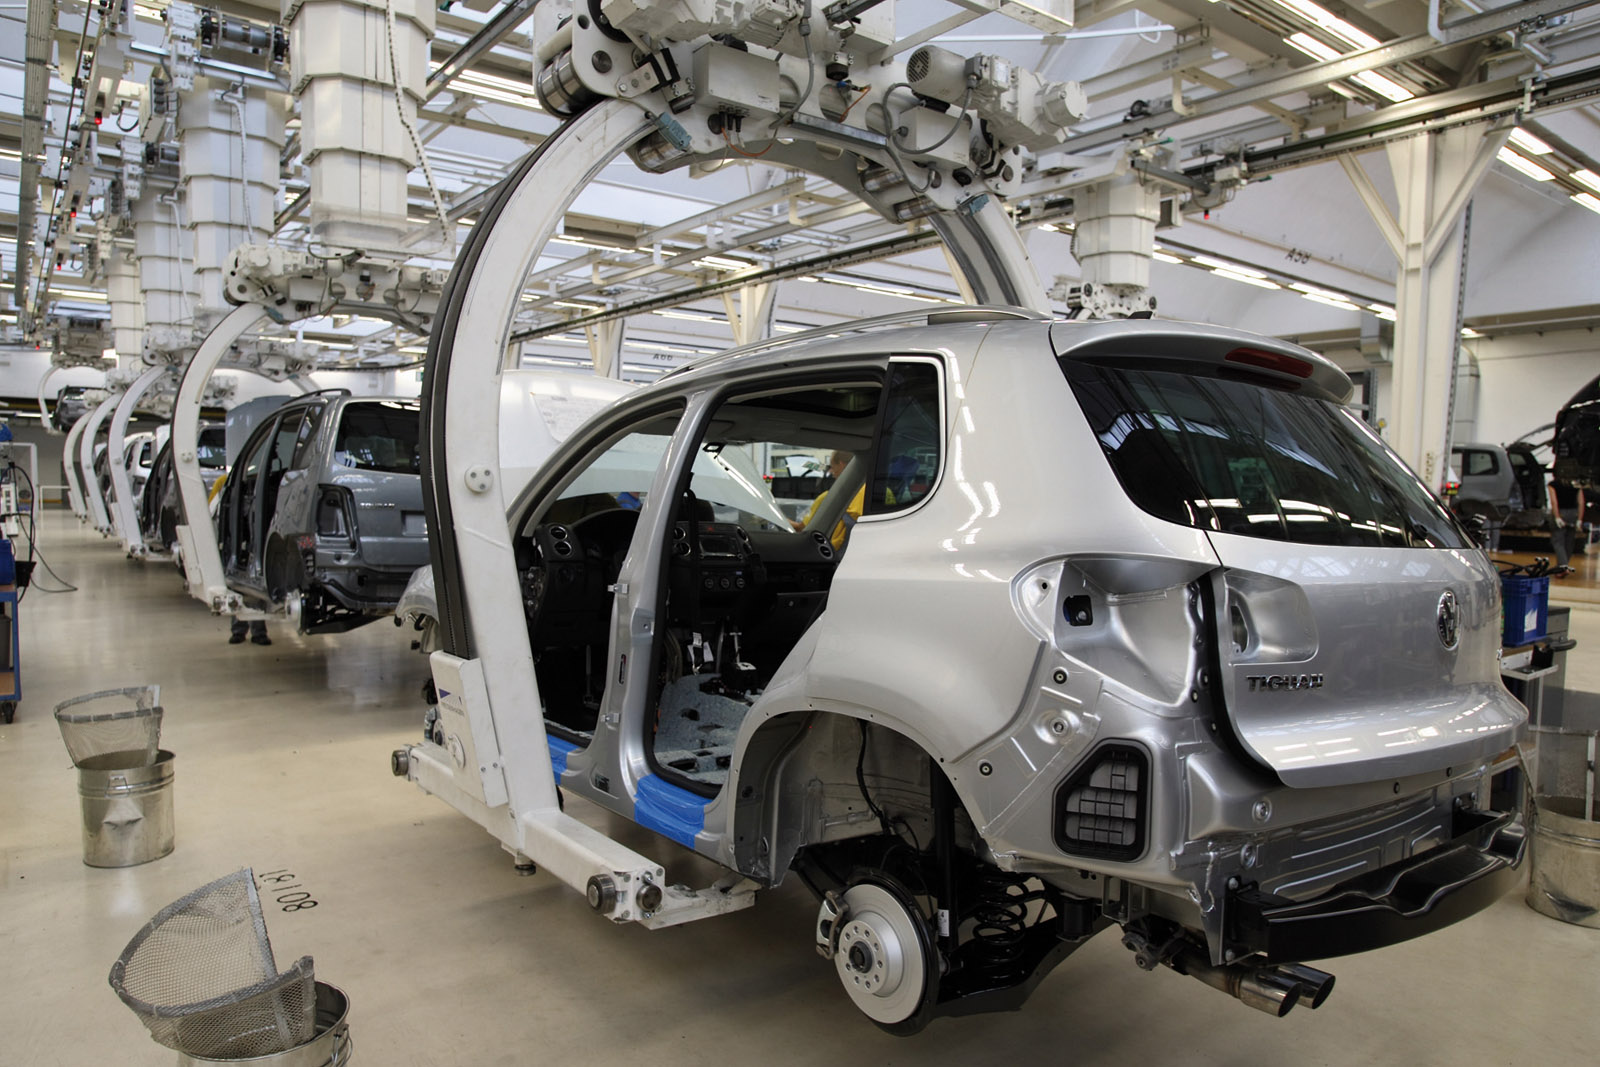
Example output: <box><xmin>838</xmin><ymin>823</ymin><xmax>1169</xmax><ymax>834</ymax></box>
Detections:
<box><xmin>412</xmin><ymin>312</ymin><xmax>1526</xmax><ymax>1024</ymax></box>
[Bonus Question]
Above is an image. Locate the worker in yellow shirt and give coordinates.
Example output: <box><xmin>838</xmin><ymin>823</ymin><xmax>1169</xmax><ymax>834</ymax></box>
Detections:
<box><xmin>793</xmin><ymin>450</ymin><xmax>865</xmax><ymax>551</ymax></box>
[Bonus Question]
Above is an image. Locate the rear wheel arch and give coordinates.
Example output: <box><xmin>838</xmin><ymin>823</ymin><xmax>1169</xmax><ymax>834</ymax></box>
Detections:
<box><xmin>730</xmin><ymin>707</ymin><xmax>973</xmax><ymax>885</ymax></box>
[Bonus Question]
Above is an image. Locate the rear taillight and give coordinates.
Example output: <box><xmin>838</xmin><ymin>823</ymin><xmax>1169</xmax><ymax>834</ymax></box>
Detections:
<box><xmin>317</xmin><ymin>485</ymin><xmax>356</xmax><ymax>541</ymax></box>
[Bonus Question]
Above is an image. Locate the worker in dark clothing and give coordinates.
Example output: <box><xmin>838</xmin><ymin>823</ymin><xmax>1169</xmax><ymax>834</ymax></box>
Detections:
<box><xmin>229</xmin><ymin>617</ymin><xmax>272</xmax><ymax>645</ymax></box>
<box><xmin>1547</xmin><ymin>476</ymin><xmax>1586</xmax><ymax>572</ymax></box>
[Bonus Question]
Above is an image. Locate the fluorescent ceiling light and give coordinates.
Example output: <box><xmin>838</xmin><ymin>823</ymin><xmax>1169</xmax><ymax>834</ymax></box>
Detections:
<box><xmin>1152</xmin><ymin>251</ymin><xmax>1183</xmax><ymax>264</ymax></box>
<box><xmin>51</xmin><ymin>287</ymin><xmax>108</xmax><ymax>302</ymax></box>
<box><xmin>1352</xmin><ymin>70</ymin><xmax>1414</xmax><ymax>102</ymax></box>
<box><xmin>1325</xmin><ymin>18</ymin><xmax>1379</xmax><ymax>50</ymax></box>
<box><xmin>1497</xmin><ymin>147</ymin><xmax>1554</xmax><ymax>181</ymax></box>
<box><xmin>1508</xmin><ymin>128</ymin><xmax>1553</xmax><ymax>155</ymax></box>
<box><xmin>1288</xmin><ymin>281</ymin><xmax>1353</xmax><ymax>301</ymax></box>
<box><xmin>1571</xmin><ymin>169</ymin><xmax>1600</xmax><ymax>193</ymax></box>
<box><xmin>1191</xmin><ymin>254</ymin><xmax>1264</xmax><ymax>277</ymax></box>
<box><xmin>1286</xmin><ymin>32</ymin><xmax>1339</xmax><ymax>62</ymax></box>
<box><xmin>549</xmin><ymin>234</ymin><xmax>614</xmax><ymax>250</ymax></box>
<box><xmin>554</xmin><ymin>300</ymin><xmax>603</xmax><ymax>311</ymax></box>
<box><xmin>700</xmin><ymin>255</ymin><xmax>754</xmax><ymax>271</ymax></box>
<box><xmin>1210</xmin><ymin>268</ymin><xmax>1282</xmax><ymax>290</ymax></box>
<box><xmin>1571</xmin><ymin>192</ymin><xmax>1600</xmax><ymax>216</ymax></box>
<box><xmin>772</xmin><ymin>323</ymin><xmax>808</xmax><ymax>333</ymax></box>
<box><xmin>653</xmin><ymin>308</ymin><xmax>720</xmax><ymax>321</ymax></box>
<box><xmin>1367</xmin><ymin>304</ymin><xmax>1397</xmax><ymax>321</ymax></box>
<box><xmin>855</xmin><ymin>287</ymin><xmax>944</xmax><ymax>303</ymax></box>
<box><xmin>1301</xmin><ymin>292</ymin><xmax>1360</xmax><ymax>311</ymax></box>
<box><xmin>102</xmin><ymin>347</ymin><xmax>118</xmax><ymax>362</ymax></box>
<box><xmin>1460</xmin><ymin>327</ymin><xmax>1484</xmax><ymax>339</ymax></box>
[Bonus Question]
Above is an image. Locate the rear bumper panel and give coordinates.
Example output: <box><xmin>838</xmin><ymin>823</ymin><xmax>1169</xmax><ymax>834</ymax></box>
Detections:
<box><xmin>1227</xmin><ymin>808</ymin><xmax>1525</xmax><ymax>963</ymax></box>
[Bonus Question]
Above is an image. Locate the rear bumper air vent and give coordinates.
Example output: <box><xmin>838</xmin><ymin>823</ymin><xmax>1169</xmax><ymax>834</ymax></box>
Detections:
<box><xmin>1053</xmin><ymin>743</ymin><xmax>1149</xmax><ymax>861</ymax></box>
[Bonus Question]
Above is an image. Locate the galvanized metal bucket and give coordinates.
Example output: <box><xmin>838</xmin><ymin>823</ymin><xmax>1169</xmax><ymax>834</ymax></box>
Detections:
<box><xmin>78</xmin><ymin>750</ymin><xmax>175</xmax><ymax>868</ymax></box>
<box><xmin>1526</xmin><ymin>796</ymin><xmax>1600</xmax><ymax>928</ymax></box>
<box><xmin>174</xmin><ymin>982</ymin><xmax>351</xmax><ymax>1067</ymax></box>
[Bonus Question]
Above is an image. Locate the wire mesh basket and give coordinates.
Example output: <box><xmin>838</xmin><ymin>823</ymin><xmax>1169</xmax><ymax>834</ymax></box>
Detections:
<box><xmin>109</xmin><ymin>869</ymin><xmax>316</xmax><ymax>1059</ymax></box>
<box><xmin>55</xmin><ymin>686</ymin><xmax>163</xmax><ymax>768</ymax></box>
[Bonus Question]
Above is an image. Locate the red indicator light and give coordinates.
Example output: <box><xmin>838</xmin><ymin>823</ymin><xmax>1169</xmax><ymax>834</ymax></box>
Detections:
<box><xmin>1225</xmin><ymin>347</ymin><xmax>1314</xmax><ymax>379</ymax></box>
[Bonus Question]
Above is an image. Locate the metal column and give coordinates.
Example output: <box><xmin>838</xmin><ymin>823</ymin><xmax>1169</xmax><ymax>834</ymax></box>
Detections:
<box><xmin>1340</xmin><ymin>125</ymin><xmax>1509</xmax><ymax>485</ymax></box>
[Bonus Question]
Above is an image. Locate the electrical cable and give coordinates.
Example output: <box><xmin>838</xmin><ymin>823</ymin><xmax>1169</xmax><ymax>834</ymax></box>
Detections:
<box><xmin>726</xmin><ymin>2</ymin><xmax>817</xmax><ymax>157</ymax></box>
<box><xmin>855</xmin><ymin>720</ymin><xmax>891</xmax><ymax>835</ymax></box>
<box><xmin>386</xmin><ymin>0</ymin><xmax>451</xmax><ymax>254</ymax></box>
<box><xmin>881</xmin><ymin>82</ymin><xmax>975</xmax><ymax>194</ymax></box>
<box><xmin>1</xmin><ymin>466</ymin><xmax>77</xmax><ymax>598</ymax></box>
<box><xmin>221</xmin><ymin>83</ymin><xmax>255</xmax><ymax>235</ymax></box>
<box><xmin>32</xmin><ymin>0</ymin><xmax>95</xmax><ymax>319</ymax></box>
<box><xmin>115</xmin><ymin>102</ymin><xmax>139</xmax><ymax>133</ymax></box>
<box><xmin>837</xmin><ymin>84</ymin><xmax>872</xmax><ymax>125</ymax></box>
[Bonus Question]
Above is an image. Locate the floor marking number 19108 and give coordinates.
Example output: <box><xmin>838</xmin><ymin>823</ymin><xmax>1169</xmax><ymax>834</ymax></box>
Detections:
<box><xmin>257</xmin><ymin>869</ymin><xmax>319</xmax><ymax>912</ymax></box>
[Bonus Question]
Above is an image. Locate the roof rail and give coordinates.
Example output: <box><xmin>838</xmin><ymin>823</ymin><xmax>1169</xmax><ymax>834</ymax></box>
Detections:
<box><xmin>661</xmin><ymin>304</ymin><xmax>1049</xmax><ymax>381</ymax></box>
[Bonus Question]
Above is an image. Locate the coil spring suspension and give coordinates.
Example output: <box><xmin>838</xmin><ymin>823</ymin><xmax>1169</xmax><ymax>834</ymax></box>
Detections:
<box><xmin>966</xmin><ymin>868</ymin><xmax>1048</xmax><ymax>977</ymax></box>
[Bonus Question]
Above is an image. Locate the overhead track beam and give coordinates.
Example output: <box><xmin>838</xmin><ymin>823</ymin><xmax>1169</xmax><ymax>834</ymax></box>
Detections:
<box><xmin>424</xmin><ymin>0</ymin><xmax>543</xmax><ymax>103</ymax></box>
<box><xmin>1060</xmin><ymin>0</ymin><xmax>1600</xmax><ymax>154</ymax></box>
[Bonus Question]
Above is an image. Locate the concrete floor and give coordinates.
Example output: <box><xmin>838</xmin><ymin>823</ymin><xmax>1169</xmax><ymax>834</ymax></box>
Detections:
<box><xmin>4</xmin><ymin>511</ymin><xmax>1600</xmax><ymax>1066</ymax></box>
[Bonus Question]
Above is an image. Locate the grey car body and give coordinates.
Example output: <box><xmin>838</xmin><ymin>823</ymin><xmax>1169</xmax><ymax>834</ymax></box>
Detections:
<box><xmin>217</xmin><ymin>392</ymin><xmax>428</xmax><ymax>632</ymax></box>
<box><xmin>142</xmin><ymin>425</ymin><xmax>227</xmax><ymax>558</ymax></box>
<box><xmin>426</xmin><ymin>311</ymin><xmax>1526</xmax><ymax>1030</ymax></box>
<box><xmin>1451</xmin><ymin>441</ymin><xmax>1547</xmax><ymax>529</ymax></box>
<box><xmin>52</xmin><ymin>385</ymin><xmax>93</xmax><ymax>432</ymax></box>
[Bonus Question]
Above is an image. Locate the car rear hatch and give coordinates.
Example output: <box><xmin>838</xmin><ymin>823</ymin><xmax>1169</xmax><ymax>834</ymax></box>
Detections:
<box><xmin>329</xmin><ymin>400</ymin><xmax>430</xmax><ymax>568</ymax></box>
<box><xmin>1054</xmin><ymin>323</ymin><xmax>1526</xmax><ymax>789</ymax></box>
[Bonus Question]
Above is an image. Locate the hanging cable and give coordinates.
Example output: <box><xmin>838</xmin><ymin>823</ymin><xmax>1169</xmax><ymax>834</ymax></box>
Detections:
<box><xmin>386</xmin><ymin>0</ymin><xmax>451</xmax><ymax>252</ymax></box>
<box><xmin>220</xmin><ymin>83</ymin><xmax>255</xmax><ymax>236</ymax></box>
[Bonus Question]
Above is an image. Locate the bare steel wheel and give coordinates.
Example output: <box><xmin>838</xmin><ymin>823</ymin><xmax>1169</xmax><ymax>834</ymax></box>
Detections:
<box><xmin>830</xmin><ymin>877</ymin><xmax>939</xmax><ymax>1033</ymax></box>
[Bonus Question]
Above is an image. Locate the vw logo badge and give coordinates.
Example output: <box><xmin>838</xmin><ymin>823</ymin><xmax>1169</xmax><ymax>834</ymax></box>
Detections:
<box><xmin>1436</xmin><ymin>590</ymin><xmax>1460</xmax><ymax>650</ymax></box>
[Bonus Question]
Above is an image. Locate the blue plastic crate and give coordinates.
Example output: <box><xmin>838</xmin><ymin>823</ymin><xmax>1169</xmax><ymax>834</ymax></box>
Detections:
<box><xmin>1501</xmin><ymin>574</ymin><xmax>1549</xmax><ymax>646</ymax></box>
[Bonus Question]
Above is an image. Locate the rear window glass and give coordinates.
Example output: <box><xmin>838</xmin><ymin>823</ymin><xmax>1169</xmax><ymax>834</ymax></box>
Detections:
<box><xmin>1062</xmin><ymin>360</ymin><xmax>1469</xmax><ymax>549</ymax></box>
<box><xmin>1454</xmin><ymin>449</ymin><xmax>1498</xmax><ymax>476</ymax></box>
<box><xmin>198</xmin><ymin>428</ymin><xmax>226</xmax><ymax>468</ymax></box>
<box><xmin>334</xmin><ymin>402</ymin><xmax>421</xmax><ymax>475</ymax></box>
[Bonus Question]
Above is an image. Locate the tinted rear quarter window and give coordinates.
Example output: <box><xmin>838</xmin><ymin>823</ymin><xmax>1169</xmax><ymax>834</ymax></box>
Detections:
<box><xmin>334</xmin><ymin>402</ymin><xmax>421</xmax><ymax>475</ymax></box>
<box><xmin>1062</xmin><ymin>358</ymin><xmax>1468</xmax><ymax>549</ymax></box>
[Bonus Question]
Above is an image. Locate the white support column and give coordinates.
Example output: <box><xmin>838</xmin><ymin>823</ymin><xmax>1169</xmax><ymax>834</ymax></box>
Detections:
<box><xmin>134</xmin><ymin>194</ymin><xmax>195</xmax><ymax>365</ymax></box>
<box><xmin>284</xmin><ymin>0</ymin><xmax>435</xmax><ymax>253</ymax></box>
<box><xmin>582</xmin><ymin>318</ymin><xmax>626</xmax><ymax>378</ymax></box>
<box><xmin>1348</xmin><ymin>125</ymin><xmax>1510</xmax><ymax>487</ymax></box>
<box><xmin>104</xmin><ymin>249</ymin><xmax>146</xmax><ymax>365</ymax></box>
<box><xmin>720</xmin><ymin>282</ymin><xmax>777</xmax><ymax>347</ymax></box>
<box><xmin>177</xmin><ymin>77</ymin><xmax>289</xmax><ymax>328</ymax></box>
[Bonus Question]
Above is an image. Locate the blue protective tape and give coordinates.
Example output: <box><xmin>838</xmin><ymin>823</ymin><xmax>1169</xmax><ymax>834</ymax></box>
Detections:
<box><xmin>547</xmin><ymin>736</ymin><xmax>579</xmax><ymax>777</ymax></box>
<box><xmin>633</xmin><ymin>775</ymin><xmax>708</xmax><ymax>848</ymax></box>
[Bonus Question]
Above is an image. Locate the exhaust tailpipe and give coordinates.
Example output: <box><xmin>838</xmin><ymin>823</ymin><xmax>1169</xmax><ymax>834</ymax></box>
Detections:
<box><xmin>1276</xmin><ymin>962</ymin><xmax>1337</xmax><ymax>1009</ymax></box>
<box><xmin>1167</xmin><ymin>948</ymin><xmax>1320</xmax><ymax>1018</ymax></box>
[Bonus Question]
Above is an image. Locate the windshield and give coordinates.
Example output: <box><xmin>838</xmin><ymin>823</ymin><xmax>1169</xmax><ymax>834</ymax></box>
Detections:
<box><xmin>333</xmin><ymin>401</ymin><xmax>421</xmax><ymax>475</ymax></box>
<box><xmin>1062</xmin><ymin>359</ymin><xmax>1470</xmax><ymax>549</ymax></box>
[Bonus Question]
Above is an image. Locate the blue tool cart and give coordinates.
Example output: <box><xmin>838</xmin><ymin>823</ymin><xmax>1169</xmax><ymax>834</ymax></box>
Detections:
<box><xmin>0</xmin><ymin>535</ymin><xmax>18</xmax><ymax>723</ymax></box>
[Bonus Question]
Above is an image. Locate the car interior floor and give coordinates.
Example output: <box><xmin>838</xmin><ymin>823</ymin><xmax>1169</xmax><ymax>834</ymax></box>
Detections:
<box><xmin>6</xmin><ymin>509</ymin><xmax>1600</xmax><ymax>1065</ymax></box>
